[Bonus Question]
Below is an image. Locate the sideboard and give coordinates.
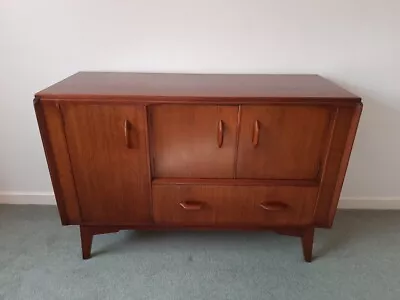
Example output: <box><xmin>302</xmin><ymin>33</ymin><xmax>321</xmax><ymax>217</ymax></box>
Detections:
<box><xmin>34</xmin><ymin>72</ymin><xmax>362</xmax><ymax>262</ymax></box>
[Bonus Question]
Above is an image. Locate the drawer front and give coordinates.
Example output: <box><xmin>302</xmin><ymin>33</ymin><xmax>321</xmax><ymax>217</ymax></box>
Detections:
<box><xmin>152</xmin><ymin>185</ymin><xmax>318</xmax><ymax>226</ymax></box>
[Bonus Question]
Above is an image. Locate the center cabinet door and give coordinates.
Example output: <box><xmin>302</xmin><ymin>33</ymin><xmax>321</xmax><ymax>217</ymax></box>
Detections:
<box><xmin>237</xmin><ymin>105</ymin><xmax>332</xmax><ymax>180</ymax></box>
<box><xmin>61</xmin><ymin>104</ymin><xmax>151</xmax><ymax>224</ymax></box>
<box><xmin>149</xmin><ymin>105</ymin><xmax>238</xmax><ymax>178</ymax></box>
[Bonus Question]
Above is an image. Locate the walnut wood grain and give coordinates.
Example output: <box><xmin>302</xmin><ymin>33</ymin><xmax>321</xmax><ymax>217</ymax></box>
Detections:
<box><xmin>34</xmin><ymin>98</ymin><xmax>69</xmax><ymax>224</ymax></box>
<box><xmin>217</xmin><ymin>120</ymin><xmax>224</xmax><ymax>148</ymax></box>
<box><xmin>152</xmin><ymin>178</ymin><xmax>319</xmax><ymax>187</ymax></box>
<box><xmin>36</xmin><ymin>72</ymin><xmax>361</xmax><ymax>101</ymax></box>
<box><xmin>149</xmin><ymin>105</ymin><xmax>238</xmax><ymax>178</ymax></box>
<box><xmin>329</xmin><ymin>104</ymin><xmax>362</xmax><ymax>225</ymax></box>
<box><xmin>314</xmin><ymin>105</ymin><xmax>362</xmax><ymax>227</ymax></box>
<box><xmin>152</xmin><ymin>185</ymin><xmax>318</xmax><ymax>226</ymax></box>
<box><xmin>275</xmin><ymin>226</ymin><xmax>315</xmax><ymax>262</ymax></box>
<box><xmin>301</xmin><ymin>227</ymin><xmax>314</xmax><ymax>263</ymax></box>
<box><xmin>61</xmin><ymin>103</ymin><xmax>151</xmax><ymax>224</ymax></box>
<box><xmin>80</xmin><ymin>226</ymin><xmax>121</xmax><ymax>259</ymax></box>
<box><xmin>236</xmin><ymin>105</ymin><xmax>333</xmax><ymax>180</ymax></box>
<box><xmin>34</xmin><ymin>72</ymin><xmax>362</xmax><ymax>262</ymax></box>
<box><xmin>252</xmin><ymin>119</ymin><xmax>260</xmax><ymax>147</ymax></box>
<box><xmin>39</xmin><ymin>100</ymin><xmax>82</xmax><ymax>224</ymax></box>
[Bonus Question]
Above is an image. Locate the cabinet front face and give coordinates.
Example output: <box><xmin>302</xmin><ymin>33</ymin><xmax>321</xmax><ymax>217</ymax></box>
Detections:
<box><xmin>150</xmin><ymin>105</ymin><xmax>238</xmax><ymax>178</ymax></box>
<box><xmin>237</xmin><ymin>105</ymin><xmax>332</xmax><ymax>180</ymax></box>
<box><xmin>61</xmin><ymin>104</ymin><xmax>151</xmax><ymax>224</ymax></box>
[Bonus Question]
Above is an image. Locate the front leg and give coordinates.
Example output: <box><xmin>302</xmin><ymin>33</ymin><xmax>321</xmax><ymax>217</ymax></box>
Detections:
<box><xmin>80</xmin><ymin>226</ymin><xmax>93</xmax><ymax>260</ymax></box>
<box><xmin>79</xmin><ymin>226</ymin><xmax>121</xmax><ymax>259</ymax></box>
<box><xmin>275</xmin><ymin>226</ymin><xmax>315</xmax><ymax>262</ymax></box>
<box><xmin>301</xmin><ymin>227</ymin><xmax>314</xmax><ymax>263</ymax></box>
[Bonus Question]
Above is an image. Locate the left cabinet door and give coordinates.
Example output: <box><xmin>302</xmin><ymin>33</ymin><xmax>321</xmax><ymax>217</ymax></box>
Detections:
<box><xmin>61</xmin><ymin>103</ymin><xmax>151</xmax><ymax>224</ymax></box>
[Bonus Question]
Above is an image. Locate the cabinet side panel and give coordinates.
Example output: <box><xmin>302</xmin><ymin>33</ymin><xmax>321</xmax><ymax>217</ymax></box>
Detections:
<box><xmin>314</xmin><ymin>104</ymin><xmax>362</xmax><ymax>227</ymax></box>
<box><xmin>35</xmin><ymin>98</ymin><xmax>81</xmax><ymax>224</ymax></box>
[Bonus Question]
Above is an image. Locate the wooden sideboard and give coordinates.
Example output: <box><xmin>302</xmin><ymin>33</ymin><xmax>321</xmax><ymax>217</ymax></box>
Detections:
<box><xmin>34</xmin><ymin>72</ymin><xmax>362</xmax><ymax>262</ymax></box>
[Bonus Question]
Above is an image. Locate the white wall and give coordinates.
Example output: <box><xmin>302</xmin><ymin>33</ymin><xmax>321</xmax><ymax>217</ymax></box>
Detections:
<box><xmin>0</xmin><ymin>0</ymin><xmax>399</xmax><ymax>207</ymax></box>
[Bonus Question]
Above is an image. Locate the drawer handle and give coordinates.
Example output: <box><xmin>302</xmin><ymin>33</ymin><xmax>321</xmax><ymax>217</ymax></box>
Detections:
<box><xmin>252</xmin><ymin>120</ymin><xmax>260</xmax><ymax>147</ymax></box>
<box><xmin>259</xmin><ymin>202</ymin><xmax>289</xmax><ymax>211</ymax></box>
<box><xmin>180</xmin><ymin>201</ymin><xmax>203</xmax><ymax>211</ymax></box>
<box><xmin>124</xmin><ymin>120</ymin><xmax>131</xmax><ymax>148</ymax></box>
<box><xmin>217</xmin><ymin>120</ymin><xmax>224</xmax><ymax>148</ymax></box>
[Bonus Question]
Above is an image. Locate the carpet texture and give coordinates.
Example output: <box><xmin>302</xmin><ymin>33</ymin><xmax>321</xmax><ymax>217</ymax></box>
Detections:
<box><xmin>0</xmin><ymin>204</ymin><xmax>399</xmax><ymax>300</ymax></box>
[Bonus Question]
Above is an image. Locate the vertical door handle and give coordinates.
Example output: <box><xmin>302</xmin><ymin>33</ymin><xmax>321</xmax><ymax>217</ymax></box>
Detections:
<box><xmin>252</xmin><ymin>120</ymin><xmax>260</xmax><ymax>147</ymax></box>
<box><xmin>217</xmin><ymin>120</ymin><xmax>224</xmax><ymax>148</ymax></box>
<box><xmin>124</xmin><ymin>120</ymin><xmax>131</xmax><ymax>148</ymax></box>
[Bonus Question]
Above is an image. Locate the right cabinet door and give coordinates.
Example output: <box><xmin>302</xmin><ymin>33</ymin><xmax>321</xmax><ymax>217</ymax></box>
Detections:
<box><xmin>237</xmin><ymin>105</ymin><xmax>332</xmax><ymax>180</ymax></box>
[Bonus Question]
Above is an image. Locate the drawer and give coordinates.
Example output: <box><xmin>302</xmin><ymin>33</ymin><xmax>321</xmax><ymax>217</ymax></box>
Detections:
<box><xmin>152</xmin><ymin>185</ymin><xmax>318</xmax><ymax>226</ymax></box>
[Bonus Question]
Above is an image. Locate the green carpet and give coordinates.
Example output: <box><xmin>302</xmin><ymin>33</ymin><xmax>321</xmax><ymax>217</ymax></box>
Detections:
<box><xmin>0</xmin><ymin>205</ymin><xmax>399</xmax><ymax>300</ymax></box>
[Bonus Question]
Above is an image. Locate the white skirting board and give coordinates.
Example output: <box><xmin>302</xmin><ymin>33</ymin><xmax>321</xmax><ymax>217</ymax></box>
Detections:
<box><xmin>0</xmin><ymin>192</ymin><xmax>400</xmax><ymax>210</ymax></box>
<box><xmin>0</xmin><ymin>192</ymin><xmax>56</xmax><ymax>205</ymax></box>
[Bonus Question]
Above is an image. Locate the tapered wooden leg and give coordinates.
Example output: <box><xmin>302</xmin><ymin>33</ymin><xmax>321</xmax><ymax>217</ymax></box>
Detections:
<box><xmin>79</xmin><ymin>226</ymin><xmax>121</xmax><ymax>259</ymax></box>
<box><xmin>80</xmin><ymin>226</ymin><xmax>93</xmax><ymax>260</ymax></box>
<box><xmin>301</xmin><ymin>227</ymin><xmax>314</xmax><ymax>263</ymax></box>
<box><xmin>275</xmin><ymin>227</ymin><xmax>315</xmax><ymax>262</ymax></box>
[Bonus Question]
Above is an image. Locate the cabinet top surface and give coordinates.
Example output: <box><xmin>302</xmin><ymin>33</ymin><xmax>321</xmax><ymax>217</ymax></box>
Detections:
<box><xmin>36</xmin><ymin>72</ymin><xmax>361</xmax><ymax>103</ymax></box>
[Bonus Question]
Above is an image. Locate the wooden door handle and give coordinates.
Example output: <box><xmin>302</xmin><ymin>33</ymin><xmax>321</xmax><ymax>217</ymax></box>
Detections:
<box><xmin>179</xmin><ymin>201</ymin><xmax>203</xmax><ymax>210</ymax></box>
<box><xmin>124</xmin><ymin>120</ymin><xmax>131</xmax><ymax>148</ymax></box>
<box><xmin>252</xmin><ymin>120</ymin><xmax>260</xmax><ymax>147</ymax></box>
<box><xmin>259</xmin><ymin>202</ymin><xmax>289</xmax><ymax>211</ymax></box>
<box><xmin>217</xmin><ymin>120</ymin><xmax>224</xmax><ymax>148</ymax></box>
